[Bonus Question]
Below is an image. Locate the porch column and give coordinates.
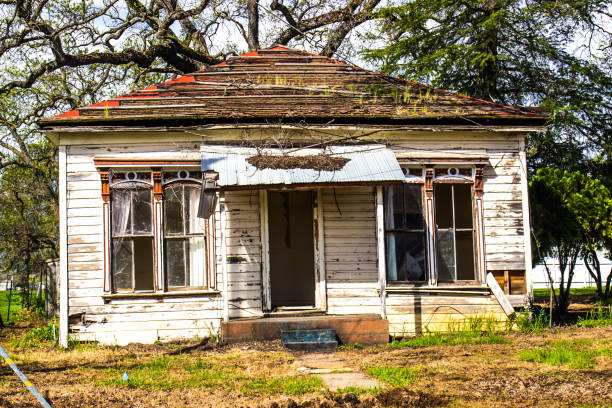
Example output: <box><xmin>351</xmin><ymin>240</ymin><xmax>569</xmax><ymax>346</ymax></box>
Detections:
<box><xmin>58</xmin><ymin>145</ymin><xmax>68</xmax><ymax>348</ymax></box>
<box><xmin>376</xmin><ymin>186</ymin><xmax>387</xmax><ymax>318</ymax></box>
<box><xmin>152</xmin><ymin>168</ymin><xmax>164</xmax><ymax>292</ymax></box>
<box><xmin>424</xmin><ymin>166</ymin><xmax>437</xmax><ymax>286</ymax></box>
<box><xmin>474</xmin><ymin>164</ymin><xmax>487</xmax><ymax>282</ymax></box>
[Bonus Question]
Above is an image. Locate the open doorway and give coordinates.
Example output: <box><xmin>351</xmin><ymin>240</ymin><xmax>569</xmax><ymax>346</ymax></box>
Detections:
<box><xmin>268</xmin><ymin>191</ymin><xmax>315</xmax><ymax>308</ymax></box>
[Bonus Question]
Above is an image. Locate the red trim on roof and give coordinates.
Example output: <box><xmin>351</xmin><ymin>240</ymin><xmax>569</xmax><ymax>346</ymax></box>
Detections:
<box><xmin>55</xmin><ymin>109</ymin><xmax>79</xmax><ymax>118</ymax></box>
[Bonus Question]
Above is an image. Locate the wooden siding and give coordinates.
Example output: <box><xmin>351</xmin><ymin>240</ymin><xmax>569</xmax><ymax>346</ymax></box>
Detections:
<box><xmin>386</xmin><ymin>293</ymin><xmax>506</xmax><ymax>336</ymax></box>
<box><xmin>323</xmin><ymin>187</ymin><xmax>380</xmax><ymax>315</ymax></box>
<box><xmin>66</xmin><ymin>144</ymin><xmax>224</xmax><ymax>345</ymax></box>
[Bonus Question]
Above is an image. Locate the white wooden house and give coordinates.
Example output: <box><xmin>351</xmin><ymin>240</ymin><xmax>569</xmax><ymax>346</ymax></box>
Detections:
<box><xmin>41</xmin><ymin>47</ymin><xmax>547</xmax><ymax>346</ymax></box>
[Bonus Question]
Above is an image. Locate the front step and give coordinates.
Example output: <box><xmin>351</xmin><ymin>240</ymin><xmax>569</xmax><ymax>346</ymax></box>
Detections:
<box><xmin>281</xmin><ymin>329</ymin><xmax>338</xmax><ymax>351</ymax></box>
<box><xmin>221</xmin><ymin>314</ymin><xmax>389</xmax><ymax>345</ymax></box>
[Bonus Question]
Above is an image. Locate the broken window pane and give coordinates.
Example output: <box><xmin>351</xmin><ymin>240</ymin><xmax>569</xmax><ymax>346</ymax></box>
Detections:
<box><xmin>112</xmin><ymin>238</ymin><xmax>133</xmax><ymax>290</ymax></box>
<box><xmin>436</xmin><ymin>230</ymin><xmax>455</xmax><ymax>281</ymax></box>
<box><xmin>132</xmin><ymin>188</ymin><xmax>153</xmax><ymax>234</ymax></box>
<box><xmin>164</xmin><ymin>185</ymin><xmax>184</xmax><ymax>235</ymax></box>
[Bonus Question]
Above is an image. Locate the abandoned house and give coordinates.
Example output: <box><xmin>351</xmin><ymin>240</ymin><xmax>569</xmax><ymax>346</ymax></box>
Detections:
<box><xmin>40</xmin><ymin>46</ymin><xmax>548</xmax><ymax>346</ymax></box>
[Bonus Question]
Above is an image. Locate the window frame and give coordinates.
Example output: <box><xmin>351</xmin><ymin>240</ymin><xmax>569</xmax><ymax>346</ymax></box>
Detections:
<box><xmin>98</xmin><ymin>164</ymin><xmax>217</xmax><ymax>295</ymax></box>
<box><xmin>383</xmin><ymin>182</ymin><xmax>427</xmax><ymax>283</ymax></box>
<box><xmin>162</xmin><ymin>179</ymin><xmax>209</xmax><ymax>291</ymax></box>
<box><xmin>384</xmin><ymin>162</ymin><xmax>486</xmax><ymax>287</ymax></box>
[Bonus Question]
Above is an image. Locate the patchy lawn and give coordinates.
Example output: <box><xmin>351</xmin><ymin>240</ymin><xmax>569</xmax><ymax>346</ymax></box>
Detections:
<box><xmin>0</xmin><ymin>321</ymin><xmax>610</xmax><ymax>407</ymax></box>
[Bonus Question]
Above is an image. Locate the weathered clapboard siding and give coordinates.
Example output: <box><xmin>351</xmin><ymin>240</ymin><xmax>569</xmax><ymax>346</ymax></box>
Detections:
<box><xmin>64</xmin><ymin>143</ymin><xmax>235</xmax><ymax>344</ymax></box>
<box><xmin>385</xmin><ymin>294</ymin><xmax>506</xmax><ymax>336</ymax></box>
<box><xmin>323</xmin><ymin>187</ymin><xmax>380</xmax><ymax>315</ymax></box>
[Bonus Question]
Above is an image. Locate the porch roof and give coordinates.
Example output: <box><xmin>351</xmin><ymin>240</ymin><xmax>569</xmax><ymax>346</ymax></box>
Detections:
<box><xmin>201</xmin><ymin>144</ymin><xmax>405</xmax><ymax>189</ymax></box>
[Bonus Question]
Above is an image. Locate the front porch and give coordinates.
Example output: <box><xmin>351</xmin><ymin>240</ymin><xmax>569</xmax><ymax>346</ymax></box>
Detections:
<box><xmin>220</xmin><ymin>314</ymin><xmax>389</xmax><ymax>345</ymax></box>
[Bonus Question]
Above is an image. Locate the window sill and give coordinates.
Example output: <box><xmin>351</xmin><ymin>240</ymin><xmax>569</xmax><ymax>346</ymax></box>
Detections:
<box><xmin>102</xmin><ymin>289</ymin><xmax>220</xmax><ymax>301</ymax></box>
<box><xmin>385</xmin><ymin>284</ymin><xmax>490</xmax><ymax>295</ymax></box>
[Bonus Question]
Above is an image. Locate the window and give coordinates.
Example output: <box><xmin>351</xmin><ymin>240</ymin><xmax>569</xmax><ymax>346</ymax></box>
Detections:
<box><xmin>383</xmin><ymin>165</ymin><xmax>482</xmax><ymax>285</ymax></box>
<box><xmin>105</xmin><ymin>168</ymin><xmax>215</xmax><ymax>293</ymax></box>
<box><xmin>434</xmin><ymin>183</ymin><xmax>476</xmax><ymax>281</ymax></box>
<box><xmin>384</xmin><ymin>184</ymin><xmax>427</xmax><ymax>281</ymax></box>
<box><xmin>163</xmin><ymin>183</ymin><xmax>206</xmax><ymax>289</ymax></box>
<box><xmin>111</xmin><ymin>180</ymin><xmax>154</xmax><ymax>291</ymax></box>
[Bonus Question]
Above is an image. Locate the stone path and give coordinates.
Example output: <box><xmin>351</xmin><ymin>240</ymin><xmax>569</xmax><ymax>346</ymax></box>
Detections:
<box><xmin>294</xmin><ymin>353</ymin><xmax>381</xmax><ymax>391</ymax></box>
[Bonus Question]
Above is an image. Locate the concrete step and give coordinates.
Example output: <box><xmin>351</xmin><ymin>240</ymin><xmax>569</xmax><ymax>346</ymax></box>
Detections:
<box><xmin>281</xmin><ymin>329</ymin><xmax>338</xmax><ymax>351</ymax></box>
<box><xmin>221</xmin><ymin>314</ymin><xmax>389</xmax><ymax>345</ymax></box>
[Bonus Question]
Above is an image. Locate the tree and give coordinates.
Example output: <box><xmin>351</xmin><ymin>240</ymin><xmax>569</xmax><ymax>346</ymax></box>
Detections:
<box><xmin>530</xmin><ymin>169</ymin><xmax>582</xmax><ymax>320</ymax></box>
<box><xmin>530</xmin><ymin>168</ymin><xmax>612</xmax><ymax>319</ymax></box>
<box><xmin>365</xmin><ymin>0</ymin><xmax>612</xmax><ymax>158</ymax></box>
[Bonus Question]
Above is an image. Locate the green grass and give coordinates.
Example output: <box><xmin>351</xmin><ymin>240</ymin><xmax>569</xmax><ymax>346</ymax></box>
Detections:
<box><xmin>390</xmin><ymin>332</ymin><xmax>509</xmax><ymax>348</ymax></box>
<box><xmin>576</xmin><ymin>306</ymin><xmax>612</xmax><ymax>328</ymax></box>
<box><xmin>520</xmin><ymin>339</ymin><xmax>611</xmax><ymax>369</ymax></box>
<box><xmin>366</xmin><ymin>365</ymin><xmax>423</xmax><ymax>387</ymax></box>
<box><xmin>100</xmin><ymin>355</ymin><xmax>244</xmax><ymax>390</ymax></box>
<box><xmin>0</xmin><ymin>291</ymin><xmax>41</xmax><ymax>324</ymax></box>
<box><xmin>337</xmin><ymin>342</ymin><xmax>364</xmax><ymax>351</ymax></box>
<box><xmin>533</xmin><ymin>287</ymin><xmax>597</xmax><ymax>300</ymax></box>
<box><xmin>242</xmin><ymin>375</ymin><xmax>324</xmax><ymax>395</ymax></box>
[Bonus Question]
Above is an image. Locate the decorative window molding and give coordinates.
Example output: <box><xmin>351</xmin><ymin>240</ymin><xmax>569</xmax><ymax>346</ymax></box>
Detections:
<box><xmin>385</xmin><ymin>160</ymin><xmax>487</xmax><ymax>286</ymax></box>
<box><xmin>97</xmin><ymin>161</ymin><xmax>216</xmax><ymax>294</ymax></box>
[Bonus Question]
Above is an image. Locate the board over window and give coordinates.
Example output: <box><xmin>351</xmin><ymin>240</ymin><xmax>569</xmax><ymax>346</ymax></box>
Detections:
<box><xmin>98</xmin><ymin>165</ymin><xmax>216</xmax><ymax>294</ymax></box>
<box><xmin>383</xmin><ymin>162</ymin><xmax>487</xmax><ymax>285</ymax></box>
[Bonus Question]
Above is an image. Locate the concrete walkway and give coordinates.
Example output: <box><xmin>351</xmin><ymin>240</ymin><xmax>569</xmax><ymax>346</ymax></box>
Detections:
<box><xmin>294</xmin><ymin>353</ymin><xmax>381</xmax><ymax>391</ymax></box>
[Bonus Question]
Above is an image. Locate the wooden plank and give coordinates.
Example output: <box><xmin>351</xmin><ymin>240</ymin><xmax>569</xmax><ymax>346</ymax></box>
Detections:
<box><xmin>487</xmin><ymin>272</ymin><xmax>515</xmax><ymax>316</ymax></box>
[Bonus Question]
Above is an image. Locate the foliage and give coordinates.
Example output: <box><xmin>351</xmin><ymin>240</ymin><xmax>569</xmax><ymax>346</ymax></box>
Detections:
<box><xmin>530</xmin><ymin>168</ymin><xmax>612</xmax><ymax>313</ymax></box>
<box><xmin>365</xmin><ymin>0</ymin><xmax>612</xmax><ymax>157</ymax></box>
<box><xmin>242</xmin><ymin>375</ymin><xmax>324</xmax><ymax>395</ymax></box>
<box><xmin>366</xmin><ymin>365</ymin><xmax>422</xmax><ymax>388</ymax></box>
<box><xmin>390</xmin><ymin>315</ymin><xmax>510</xmax><ymax>347</ymax></box>
<box><xmin>511</xmin><ymin>308</ymin><xmax>548</xmax><ymax>334</ymax></box>
<box><xmin>576</xmin><ymin>306</ymin><xmax>612</xmax><ymax>328</ymax></box>
<box><xmin>520</xmin><ymin>339</ymin><xmax>611</xmax><ymax>369</ymax></box>
<box><xmin>335</xmin><ymin>386</ymin><xmax>382</xmax><ymax>395</ymax></box>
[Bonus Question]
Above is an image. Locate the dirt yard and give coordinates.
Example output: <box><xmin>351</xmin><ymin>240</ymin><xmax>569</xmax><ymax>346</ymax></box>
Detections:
<box><xmin>0</xmin><ymin>319</ymin><xmax>610</xmax><ymax>408</ymax></box>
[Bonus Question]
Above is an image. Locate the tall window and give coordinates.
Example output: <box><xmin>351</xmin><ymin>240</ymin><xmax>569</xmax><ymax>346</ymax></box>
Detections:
<box><xmin>434</xmin><ymin>183</ymin><xmax>476</xmax><ymax>281</ymax></box>
<box><xmin>111</xmin><ymin>181</ymin><xmax>154</xmax><ymax>291</ymax></box>
<box><xmin>163</xmin><ymin>183</ymin><xmax>206</xmax><ymax>289</ymax></box>
<box><xmin>384</xmin><ymin>184</ymin><xmax>427</xmax><ymax>281</ymax></box>
<box><xmin>105</xmin><ymin>168</ymin><xmax>214</xmax><ymax>294</ymax></box>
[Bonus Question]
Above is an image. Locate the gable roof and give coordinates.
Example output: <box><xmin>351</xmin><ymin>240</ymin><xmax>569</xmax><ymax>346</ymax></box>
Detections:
<box><xmin>40</xmin><ymin>46</ymin><xmax>547</xmax><ymax>129</ymax></box>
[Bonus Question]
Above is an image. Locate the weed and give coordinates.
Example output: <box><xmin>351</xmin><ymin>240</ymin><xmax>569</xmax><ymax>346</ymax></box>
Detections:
<box><xmin>366</xmin><ymin>365</ymin><xmax>422</xmax><ymax>387</ymax></box>
<box><xmin>520</xmin><ymin>340</ymin><xmax>611</xmax><ymax>369</ymax></box>
<box><xmin>576</xmin><ymin>306</ymin><xmax>612</xmax><ymax>328</ymax></box>
<box><xmin>335</xmin><ymin>386</ymin><xmax>382</xmax><ymax>395</ymax></box>
<box><xmin>243</xmin><ymin>375</ymin><xmax>324</xmax><ymax>395</ymax></box>
<box><xmin>337</xmin><ymin>342</ymin><xmax>364</xmax><ymax>351</ymax></box>
<box><xmin>513</xmin><ymin>308</ymin><xmax>548</xmax><ymax>334</ymax></box>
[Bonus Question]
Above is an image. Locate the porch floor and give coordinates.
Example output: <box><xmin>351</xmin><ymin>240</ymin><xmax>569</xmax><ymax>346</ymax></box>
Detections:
<box><xmin>221</xmin><ymin>314</ymin><xmax>389</xmax><ymax>345</ymax></box>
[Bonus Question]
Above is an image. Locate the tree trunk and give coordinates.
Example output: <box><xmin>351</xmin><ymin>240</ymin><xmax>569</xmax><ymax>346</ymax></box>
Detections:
<box><xmin>247</xmin><ymin>0</ymin><xmax>260</xmax><ymax>51</ymax></box>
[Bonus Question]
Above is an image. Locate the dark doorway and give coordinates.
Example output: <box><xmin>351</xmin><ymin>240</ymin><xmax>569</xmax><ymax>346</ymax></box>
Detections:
<box><xmin>268</xmin><ymin>191</ymin><xmax>316</xmax><ymax>308</ymax></box>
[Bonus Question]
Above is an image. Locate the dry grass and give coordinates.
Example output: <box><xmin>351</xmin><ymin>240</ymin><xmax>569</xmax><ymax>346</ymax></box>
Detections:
<box><xmin>0</xmin><ymin>323</ymin><xmax>610</xmax><ymax>407</ymax></box>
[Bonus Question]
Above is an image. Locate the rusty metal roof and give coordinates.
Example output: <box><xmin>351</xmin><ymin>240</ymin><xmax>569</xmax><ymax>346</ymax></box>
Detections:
<box><xmin>201</xmin><ymin>144</ymin><xmax>405</xmax><ymax>189</ymax></box>
<box><xmin>40</xmin><ymin>46</ymin><xmax>548</xmax><ymax>128</ymax></box>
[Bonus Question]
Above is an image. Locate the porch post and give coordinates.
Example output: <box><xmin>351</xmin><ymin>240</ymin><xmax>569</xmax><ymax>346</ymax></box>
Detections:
<box><xmin>259</xmin><ymin>190</ymin><xmax>271</xmax><ymax>311</ymax></box>
<box><xmin>219</xmin><ymin>192</ymin><xmax>229</xmax><ymax>322</ymax></box>
<box><xmin>519</xmin><ymin>136</ymin><xmax>534</xmax><ymax>300</ymax></box>
<box><xmin>474</xmin><ymin>165</ymin><xmax>487</xmax><ymax>283</ymax></box>
<box><xmin>376</xmin><ymin>186</ymin><xmax>387</xmax><ymax>318</ymax></box>
<box><xmin>58</xmin><ymin>145</ymin><xmax>68</xmax><ymax>348</ymax></box>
